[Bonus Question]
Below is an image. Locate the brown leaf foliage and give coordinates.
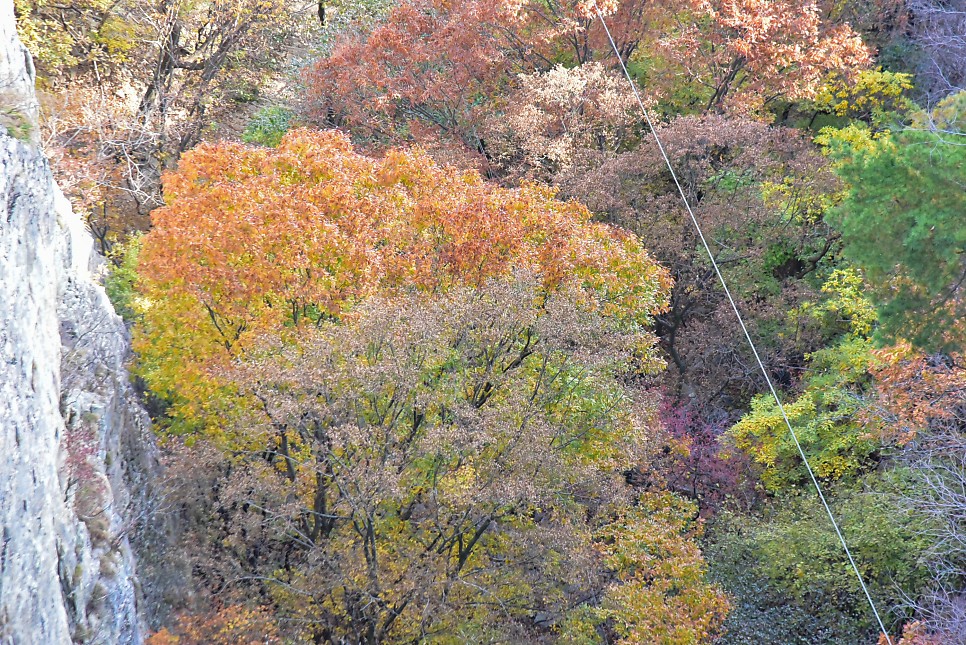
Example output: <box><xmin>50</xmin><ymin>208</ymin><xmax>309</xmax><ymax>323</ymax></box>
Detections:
<box><xmin>160</xmin><ymin>277</ymin><xmax>726</xmax><ymax>642</ymax></box>
<box><xmin>559</xmin><ymin>115</ymin><xmax>840</xmax><ymax>409</ymax></box>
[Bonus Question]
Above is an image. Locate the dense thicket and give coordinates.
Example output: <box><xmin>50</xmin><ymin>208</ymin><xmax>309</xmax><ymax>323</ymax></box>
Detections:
<box><xmin>18</xmin><ymin>0</ymin><xmax>966</xmax><ymax>642</ymax></box>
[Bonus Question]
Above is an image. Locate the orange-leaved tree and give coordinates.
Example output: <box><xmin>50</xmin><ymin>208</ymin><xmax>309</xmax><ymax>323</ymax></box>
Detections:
<box><xmin>865</xmin><ymin>342</ymin><xmax>966</xmax><ymax>445</ymax></box>
<box><xmin>304</xmin><ymin>0</ymin><xmax>659</xmax><ymax>161</ymax></box>
<box><xmin>656</xmin><ymin>0</ymin><xmax>873</xmax><ymax>114</ymax></box>
<box><xmin>305</xmin><ymin>0</ymin><xmax>512</xmax><ymax>156</ymax></box>
<box><xmin>135</xmin><ymin>128</ymin><xmax>670</xmax><ymax>434</ymax></box>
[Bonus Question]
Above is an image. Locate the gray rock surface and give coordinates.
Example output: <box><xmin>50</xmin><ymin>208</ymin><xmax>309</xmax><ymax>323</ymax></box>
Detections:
<box><xmin>0</xmin><ymin>0</ymin><xmax>159</xmax><ymax>641</ymax></box>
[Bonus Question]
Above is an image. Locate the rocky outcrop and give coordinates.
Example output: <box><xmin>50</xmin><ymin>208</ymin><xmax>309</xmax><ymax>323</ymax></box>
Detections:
<box><xmin>0</xmin><ymin>0</ymin><xmax>159</xmax><ymax>642</ymax></box>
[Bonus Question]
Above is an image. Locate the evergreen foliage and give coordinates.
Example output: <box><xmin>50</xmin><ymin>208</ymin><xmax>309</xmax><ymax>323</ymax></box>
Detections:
<box><xmin>830</xmin><ymin>92</ymin><xmax>966</xmax><ymax>352</ymax></box>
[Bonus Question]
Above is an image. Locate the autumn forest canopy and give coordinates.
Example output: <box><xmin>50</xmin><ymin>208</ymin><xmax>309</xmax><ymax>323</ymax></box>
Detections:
<box><xmin>15</xmin><ymin>0</ymin><xmax>966</xmax><ymax>642</ymax></box>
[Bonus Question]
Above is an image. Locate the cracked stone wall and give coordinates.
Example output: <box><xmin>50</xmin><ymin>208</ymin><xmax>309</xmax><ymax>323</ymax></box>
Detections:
<box><xmin>0</xmin><ymin>0</ymin><xmax>162</xmax><ymax>641</ymax></box>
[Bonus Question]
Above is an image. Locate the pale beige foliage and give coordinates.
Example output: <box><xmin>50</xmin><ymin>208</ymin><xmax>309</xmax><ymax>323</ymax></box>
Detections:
<box><xmin>484</xmin><ymin>63</ymin><xmax>640</xmax><ymax>179</ymax></box>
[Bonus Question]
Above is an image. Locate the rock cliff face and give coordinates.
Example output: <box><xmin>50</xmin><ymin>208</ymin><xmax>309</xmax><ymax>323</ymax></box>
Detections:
<box><xmin>0</xmin><ymin>1</ymin><xmax>158</xmax><ymax>642</ymax></box>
